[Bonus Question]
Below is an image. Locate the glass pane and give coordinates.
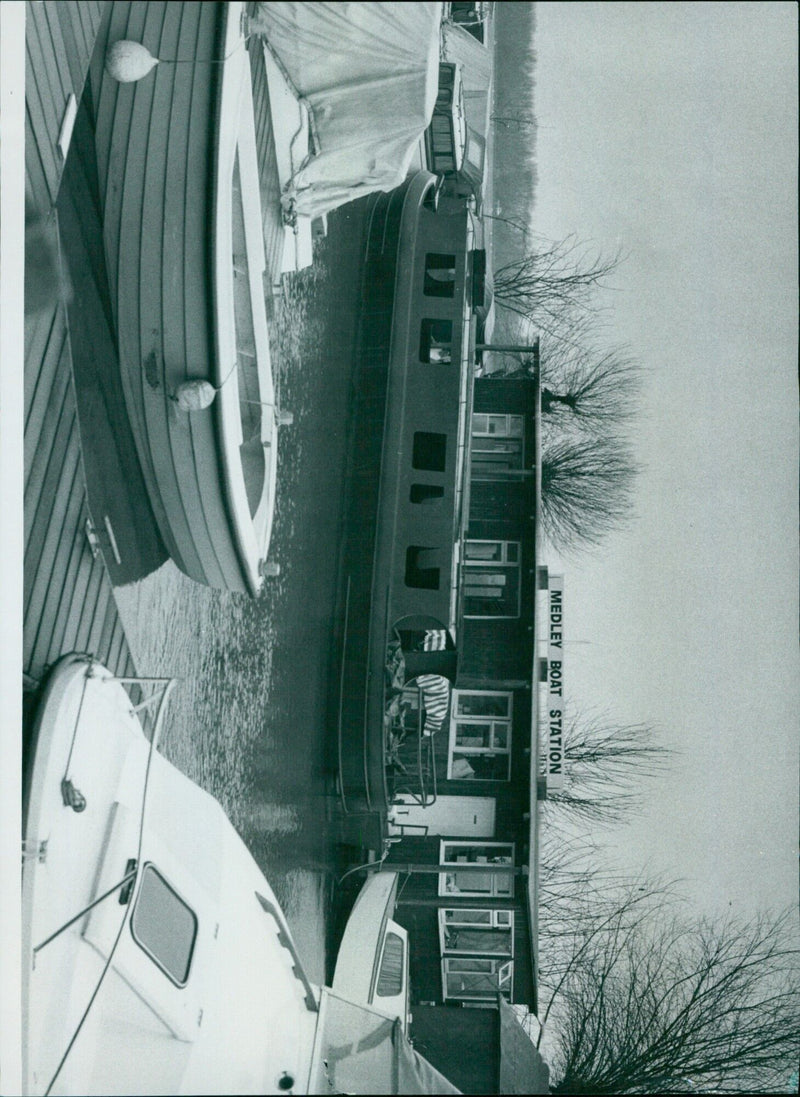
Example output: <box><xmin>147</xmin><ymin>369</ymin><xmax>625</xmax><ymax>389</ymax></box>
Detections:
<box><xmin>446</xmin><ymin>928</ymin><xmax>511</xmax><ymax>954</ymax></box>
<box><xmin>453</xmin><ymin>870</ymin><xmax>493</xmax><ymax>894</ymax></box>
<box><xmin>465</xmin><ymin>541</ymin><xmax>502</xmax><ymax>562</ymax></box>
<box><xmin>505</xmin><ymin>542</ymin><xmax>520</xmax><ymax>563</ymax></box>
<box><xmin>447</xmin><ymin>958</ymin><xmax>493</xmax><ymax>973</ymax></box>
<box><xmin>376</xmin><ymin>932</ymin><xmax>404</xmax><ymax>997</ymax></box>
<box><xmin>452</xmin><ymin>753</ymin><xmax>510</xmax><ymax>781</ymax></box>
<box><xmin>444</xmin><ymin>909</ymin><xmax>492</xmax><ymax>925</ymax></box>
<box><xmin>131</xmin><ymin>865</ymin><xmax>197</xmax><ymax>985</ymax></box>
<box><xmin>456</xmin><ymin>693</ymin><xmax>510</xmax><ymax>717</ymax></box>
<box><xmin>412</xmin><ymin>431</ymin><xmax>447</xmax><ymax>472</ymax></box>
<box><xmin>455</xmin><ymin>721</ymin><xmax>491</xmax><ymax>748</ymax></box>
<box><xmin>492</xmin><ymin>725</ymin><xmax>509</xmax><ymax>750</ymax></box>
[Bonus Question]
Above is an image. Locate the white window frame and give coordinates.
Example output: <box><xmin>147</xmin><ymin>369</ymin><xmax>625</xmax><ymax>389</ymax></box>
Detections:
<box><xmin>438</xmin><ymin>840</ymin><xmax>515</xmax><ymax>898</ymax></box>
<box><xmin>447</xmin><ymin>689</ymin><xmax>512</xmax><ymax>781</ymax></box>
<box><xmin>471</xmin><ymin>413</ymin><xmax>524</xmax><ymax>438</ymax></box>
<box><xmin>463</xmin><ymin>541</ymin><xmax>521</xmax><ymax>620</ymax></box>
<box><xmin>438</xmin><ymin>908</ymin><xmax>515</xmax><ymax>955</ymax></box>
<box><xmin>441</xmin><ymin>956</ymin><xmax>514</xmax><ymax>1002</ymax></box>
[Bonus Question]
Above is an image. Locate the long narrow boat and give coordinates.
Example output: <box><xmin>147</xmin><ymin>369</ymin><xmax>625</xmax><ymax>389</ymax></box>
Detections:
<box><xmin>21</xmin><ymin>655</ymin><xmax>460</xmax><ymax>1095</ymax></box>
<box><xmin>336</xmin><ymin>171</ymin><xmax>477</xmax><ymax>819</ymax></box>
<box><xmin>89</xmin><ymin>2</ymin><xmax>281</xmax><ymax>595</ymax></box>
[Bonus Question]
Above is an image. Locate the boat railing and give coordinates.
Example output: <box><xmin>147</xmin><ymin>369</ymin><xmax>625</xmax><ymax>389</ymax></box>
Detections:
<box><xmin>255</xmin><ymin>891</ymin><xmax>319</xmax><ymax>1012</ymax></box>
<box><xmin>384</xmin><ymin>683</ymin><xmax>438</xmax><ymax>808</ymax></box>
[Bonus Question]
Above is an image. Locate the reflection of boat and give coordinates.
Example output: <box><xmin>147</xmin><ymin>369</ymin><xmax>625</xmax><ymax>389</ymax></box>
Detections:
<box><xmin>336</xmin><ymin>172</ymin><xmax>478</xmax><ymax>820</ymax></box>
<box><xmin>90</xmin><ymin>2</ymin><xmax>282</xmax><ymax>595</ymax></box>
<box><xmin>332</xmin><ymin>872</ymin><xmax>409</xmax><ymax>1031</ymax></box>
<box><xmin>22</xmin><ymin>655</ymin><xmax>458</xmax><ymax>1096</ymax></box>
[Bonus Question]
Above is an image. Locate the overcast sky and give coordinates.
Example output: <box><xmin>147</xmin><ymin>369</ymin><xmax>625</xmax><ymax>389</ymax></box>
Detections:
<box><xmin>532</xmin><ymin>1</ymin><xmax>798</xmax><ymax>916</ymax></box>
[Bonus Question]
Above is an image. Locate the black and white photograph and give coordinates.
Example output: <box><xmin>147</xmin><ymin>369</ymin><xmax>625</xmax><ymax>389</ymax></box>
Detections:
<box><xmin>1</xmin><ymin>2</ymin><xmax>797</xmax><ymax>1094</ymax></box>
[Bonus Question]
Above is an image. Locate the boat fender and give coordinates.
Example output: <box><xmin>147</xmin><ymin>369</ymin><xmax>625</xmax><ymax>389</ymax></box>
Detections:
<box><xmin>105</xmin><ymin>41</ymin><xmax>159</xmax><ymax>83</ymax></box>
<box><xmin>60</xmin><ymin>778</ymin><xmax>86</xmax><ymax>813</ymax></box>
<box><xmin>172</xmin><ymin>379</ymin><xmax>217</xmax><ymax>412</ymax></box>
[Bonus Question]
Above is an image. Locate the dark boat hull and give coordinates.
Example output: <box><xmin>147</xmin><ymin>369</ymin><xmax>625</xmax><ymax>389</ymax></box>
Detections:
<box><xmin>337</xmin><ymin>173</ymin><xmax>473</xmax><ymax>817</ymax></box>
<box><xmin>90</xmin><ymin>1</ymin><xmax>254</xmax><ymax>593</ymax></box>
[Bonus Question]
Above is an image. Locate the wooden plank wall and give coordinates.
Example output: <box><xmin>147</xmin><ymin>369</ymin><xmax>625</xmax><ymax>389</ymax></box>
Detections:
<box><xmin>24</xmin><ymin>1</ymin><xmax>140</xmax><ymax>692</ymax></box>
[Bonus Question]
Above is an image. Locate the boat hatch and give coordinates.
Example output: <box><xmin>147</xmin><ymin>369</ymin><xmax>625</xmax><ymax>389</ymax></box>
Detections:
<box><xmin>130</xmin><ymin>864</ymin><xmax>198</xmax><ymax>987</ymax></box>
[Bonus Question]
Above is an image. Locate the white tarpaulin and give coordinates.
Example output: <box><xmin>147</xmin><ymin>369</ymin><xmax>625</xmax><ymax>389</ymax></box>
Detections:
<box><xmin>251</xmin><ymin>2</ymin><xmax>442</xmax><ymax>218</ymax></box>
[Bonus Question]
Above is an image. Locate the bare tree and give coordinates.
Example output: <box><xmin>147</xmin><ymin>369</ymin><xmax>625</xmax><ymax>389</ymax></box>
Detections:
<box><xmin>543</xmin><ymin>349</ymin><xmax>642</xmax><ymax>431</ymax></box>
<box><xmin>540</xmin><ymin>435</ymin><xmax>638</xmax><ymax>553</ymax></box>
<box><xmin>543</xmin><ymin>713</ymin><xmax>671</xmax><ymax>826</ymax></box>
<box><xmin>493</xmin><ymin>236</ymin><xmax>622</xmax><ymax>341</ymax></box>
<box><xmin>542</xmin><ymin>898</ymin><xmax>800</xmax><ymax>1094</ymax></box>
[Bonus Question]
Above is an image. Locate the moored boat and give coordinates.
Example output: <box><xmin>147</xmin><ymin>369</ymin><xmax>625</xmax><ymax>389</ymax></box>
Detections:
<box><xmin>21</xmin><ymin>654</ymin><xmax>460</xmax><ymax>1095</ymax></box>
<box><xmin>332</xmin><ymin>871</ymin><xmax>410</xmax><ymax>1031</ymax></box>
<box><xmin>89</xmin><ymin>1</ymin><xmax>283</xmax><ymax>595</ymax></box>
<box><xmin>336</xmin><ymin>170</ymin><xmax>479</xmax><ymax>820</ymax></box>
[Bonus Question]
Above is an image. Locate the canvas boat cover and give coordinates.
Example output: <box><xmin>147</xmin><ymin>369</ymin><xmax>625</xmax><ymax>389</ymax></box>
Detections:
<box><xmin>250</xmin><ymin>2</ymin><xmax>442</xmax><ymax>218</ymax></box>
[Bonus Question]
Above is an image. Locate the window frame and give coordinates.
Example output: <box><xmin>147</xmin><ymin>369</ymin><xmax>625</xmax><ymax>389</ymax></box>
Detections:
<box><xmin>463</xmin><ymin>540</ymin><xmax>521</xmax><ymax>619</ymax></box>
<box><xmin>130</xmin><ymin>863</ymin><xmax>198</xmax><ymax>988</ymax></box>
<box><xmin>439</xmin><ymin>908</ymin><xmax>515</xmax><ymax>955</ymax></box>
<box><xmin>441</xmin><ymin>955</ymin><xmax>514</xmax><ymax>1002</ymax></box>
<box><xmin>419</xmin><ymin>318</ymin><xmax>454</xmax><ymax>364</ymax></box>
<box><xmin>447</xmin><ymin>689</ymin><xmax>512</xmax><ymax>781</ymax></box>
<box><xmin>438</xmin><ymin>841</ymin><xmax>515</xmax><ymax>898</ymax></box>
<box><xmin>471</xmin><ymin>413</ymin><xmax>525</xmax><ymax>472</ymax></box>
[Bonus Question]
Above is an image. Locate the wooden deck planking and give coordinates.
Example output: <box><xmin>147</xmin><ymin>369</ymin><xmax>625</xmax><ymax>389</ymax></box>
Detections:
<box><xmin>24</xmin><ymin>302</ymin><xmax>63</xmax><ymax>427</ymax></box>
<box><xmin>37</xmin><ymin>501</ymin><xmax>96</xmax><ymax>673</ymax></box>
<box><xmin>25</xmin><ymin>460</ymin><xmax>87</xmax><ymax>674</ymax></box>
<box><xmin>24</xmin><ymin>0</ymin><xmax>145</xmax><ymax>692</ymax></box>
<box><xmin>23</xmin><ymin>413</ymin><xmax>82</xmax><ymax>643</ymax></box>
<box><xmin>23</xmin><ymin>351</ymin><xmax>77</xmax><ymax>555</ymax></box>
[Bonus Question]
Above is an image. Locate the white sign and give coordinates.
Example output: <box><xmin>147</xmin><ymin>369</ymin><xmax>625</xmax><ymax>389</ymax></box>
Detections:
<box><xmin>546</xmin><ymin>574</ymin><xmax>565</xmax><ymax>792</ymax></box>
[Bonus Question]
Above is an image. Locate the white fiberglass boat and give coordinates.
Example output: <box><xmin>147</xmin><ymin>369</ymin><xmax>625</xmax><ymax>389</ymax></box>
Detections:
<box><xmin>21</xmin><ymin>655</ymin><xmax>458</xmax><ymax>1096</ymax></box>
<box><xmin>332</xmin><ymin>871</ymin><xmax>410</xmax><ymax>1032</ymax></box>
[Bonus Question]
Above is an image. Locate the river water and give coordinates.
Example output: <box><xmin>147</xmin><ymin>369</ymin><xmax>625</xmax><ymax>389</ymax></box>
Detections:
<box><xmin>113</xmin><ymin>208</ymin><xmax>368</xmax><ymax>985</ymax></box>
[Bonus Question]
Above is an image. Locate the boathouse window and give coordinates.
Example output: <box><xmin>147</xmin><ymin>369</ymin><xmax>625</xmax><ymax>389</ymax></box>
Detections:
<box><xmin>442</xmin><ymin>957</ymin><xmax>513</xmax><ymax>1002</ymax></box>
<box><xmin>410</xmin><ymin>483</ymin><xmax>444</xmax><ymax>505</ymax></box>
<box><xmin>130</xmin><ymin>865</ymin><xmax>197</xmax><ymax>986</ymax></box>
<box><xmin>419</xmin><ymin>319</ymin><xmax>453</xmax><ymax>363</ymax></box>
<box><xmin>463</xmin><ymin>541</ymin><xmax>521</xmax><ymax>618</ymax></box>
<box><xmin>405</xmin><ymin>546</ymin><xmax>442</xmax><ymax>590</ymax></box>
<box><xmin>376</xmin><ymin>931</ymin><xmax>405</xmax><ymax>997</ymax></box>
<box><xmin>471</xmin><ymin>413</ymin><xmax>525</xmax><ymax>473</ymax></box>
<box><xmin>423</xmin><ymin>253</ymin><xmax>456</xmax><ymax>298</ymax></box>
<box><xmin>438</xmin><ymin>841</ymin><xmax>514</xmax><ymax>898</ymax></box>
<box><xmin>440</xmin><ymin>909</ymin><xmax>514</xmax><ymax>955</ymax></box>
<box><xmin>448</xmin><ymin>690</ymin><xmax>512</xmax><ymax>781</ymax></box>
<box><xmin>412</xmin><ymin>431</ymin><xmax>447</xmax><ymax>472</ymax></box>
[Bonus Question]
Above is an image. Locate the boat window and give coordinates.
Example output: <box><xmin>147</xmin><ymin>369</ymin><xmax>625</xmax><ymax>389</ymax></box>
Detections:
<box><xmin>410</xmin><ymin>483</ymin><xmax>444</xmax><ymax>505</ymax></box>
<box><xmin>130</xmin><ymin>864</ymin><xmax>197</xmax><ymax>987</ymax></box>
<box><xmin>405</xmin><ymin>546</ymin><xmax>441</xmax><ymax>590</ymax></box>
<box><xmin>412</xmin><ymin>431</ymin><xmax>447</xmax><ymax>472</ymax></box>
<box><xmin>424</xmin><ymin>253</ymin><xmax>456</xmax><ymax>298</ymax></box>
<box><xmin>376</xmin><ymin>931</ymin><xmax>405</xmax><ymax>997</ymax></box>
<box><xmin>419</xmin><ymin>319</ymin><xmax>453</xmax><ymax>364</ymax></box>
